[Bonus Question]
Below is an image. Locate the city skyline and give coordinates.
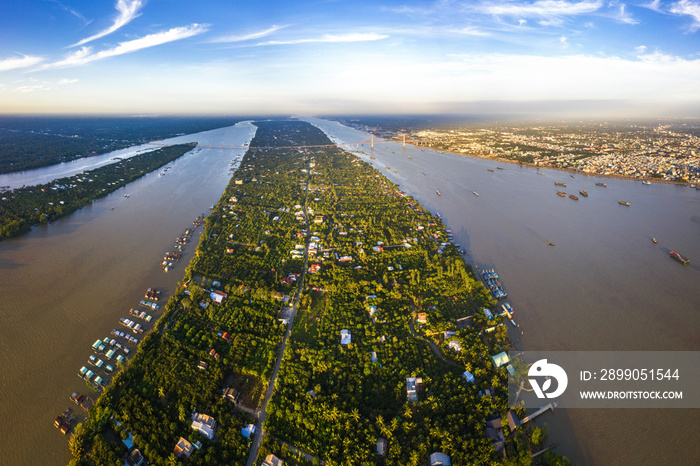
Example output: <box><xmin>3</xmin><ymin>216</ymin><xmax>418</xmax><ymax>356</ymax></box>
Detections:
<box><xmin>1</xmin><ymin>0</ymin><xmax>700</xmax><ymax>116</ymax></box>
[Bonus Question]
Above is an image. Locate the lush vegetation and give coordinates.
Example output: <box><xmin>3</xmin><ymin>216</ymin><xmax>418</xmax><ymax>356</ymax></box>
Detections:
<box><xmin>69</xmin><ymin>120</ymin><xmax>566</xmax><ymax>465</ymax></box>
<box><xmin>0</xmin><ymin>143</ymin><xmax>195</xmax><ymax>240</ymax></box>
<box><xmin>0</xmin><ymin>116</ymin><xmax>242</xmax><ymax>173</ymax></box>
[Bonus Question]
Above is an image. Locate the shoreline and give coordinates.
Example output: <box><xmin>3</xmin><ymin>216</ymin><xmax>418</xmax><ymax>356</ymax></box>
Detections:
<box><xmin>404</xmin><ymin>141</ymin><xmax>700</xmax><ymax>187</ymax></box>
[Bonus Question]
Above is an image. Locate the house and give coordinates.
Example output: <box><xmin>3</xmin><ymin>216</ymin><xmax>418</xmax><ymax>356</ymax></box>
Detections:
<box><xmin>429</xmin><ymin>452</ymin><xmax>451</xmax><ymax>466</ymax></box>
<box><xmin>377</xmin><ymin>438</ymin><xmax>387</xmax><ymax>457</ymax></box>
<box><xmin>492</xmin><ymin>351</ymin><xmax>510</xmax><ymax>368</ymax></box>
<box><xmin>370</xmin><ymin>351</ymin><xmax>378</xmax><ymax>363</ymax></box>
<box><xmin>309</xmin><ymin>264</ymin><xmax>321</xmax><ymax>273</ymax></box>
<box><xmin>416</xmin><ymin>313</ymin><xmax>427</xmax><ymax>324</ymax></box>
<box><xmin>173</xmin><ymin>437</ymin><xmax>194</xmax><ymax>458</ymax></box>
<box><xmin>313</xmin><ymin>215</ymin><xmax>324</xmax><ymax>224</ymax></box>
<box><xmin>340</xmin><ymin>329</ymin><xmax>351</xmax><ymax>345</ymax></box>
<box><xmin>262</xmin><ymin>454</ymin><xmax>284</xmax><ymax>466</ymax></box>
<box><xmin>463</xmin><ymin>371</ymin><xmax>475</xmax><ymax>383</ymax></box>
<box><xmin>368</xmin><ymin>305</ymin><xmax>378</xmax><ymax>317</ymax></box>
<box><xmin>507</xmin><ymin>410</ymin><xmax>521</xmax><ymax>431</ymax></box>
<box><xmin>197</xmin><ymin>360</ymin><xmax>208</xmax><ymax>370</ymax></box>
<box><xmin>443</xmin><ymin>330</ymin><xmax>456</xmax><ymax>338</ymax></box>
<box><xmin>241</xmin><ymin>424</ymin><xmax>256</xmax><ymax>438</ymax></box>
<box><xmin>407</xmin><ymin>377</ymin><xmax>422</xmax><ymax>402</ymax></box>
<box><xmin>235</xmin><ymin>179</ymin><xmax>243</xmax><ymax>185</ymax></box>
<box><xmin>483</xmin><ymin>308</ymin><xmax>494</xmax><ymax>320</ymax></box>
<box><xmin>223</xmin><ymin>387</ymin><xmax>241</xmax><ymax>404</ymax></box>
<box><xmin>125</xmin><ymin>448</ymin><xmax>145</xmax><ymax>466</ymax></box>
<box><xmin>210</xmin><ymin>290</ymin><xmax>227</xmax><ymax>304</ymax></box>
<box><xmin>191</xmin><ymin>412</ymin><xmax>216</xmax><ymax>440</ymax></box>
<box><xmin>448</xmin><ymin>340</ymin><xmax>462</xmax><ymax>352</ymax></box>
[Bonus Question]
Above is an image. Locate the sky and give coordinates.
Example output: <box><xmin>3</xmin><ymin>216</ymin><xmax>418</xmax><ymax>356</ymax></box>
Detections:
<box><xmin>1</xmin><ymin>0</ymin><xmax>700</xmax><ymax>117</ymax></box>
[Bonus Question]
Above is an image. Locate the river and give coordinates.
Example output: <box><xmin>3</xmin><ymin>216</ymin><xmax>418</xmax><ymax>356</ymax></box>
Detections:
<box><xmin>302</xmin><ymin>116</ymin><xmax>700</xmax><ymax>465</ymax></box>
<box><xmin>0</xmin><ymin>121</ymin><xmax>256</xmax><ymax>465</ymax></box>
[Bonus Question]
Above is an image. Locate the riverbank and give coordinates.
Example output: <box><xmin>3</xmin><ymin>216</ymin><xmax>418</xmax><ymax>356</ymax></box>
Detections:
<box><xmin>408</xmin><ymin>141</ymin><xmax>700</xmax><ymax>187</ymax></box>
<box><xmin>0</xmin><ymin>143</ymin><xmax>195</xmax><ymax>240</ymax></box>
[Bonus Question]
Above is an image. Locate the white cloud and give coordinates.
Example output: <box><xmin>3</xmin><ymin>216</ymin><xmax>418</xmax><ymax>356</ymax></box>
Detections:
<box><xmin>0</xmin><ymin>55</ymin><xmax>44</xmax><ymax>71</ymax></box>
<box><xmin>670</xmin><ymin>0</ymin><xmax>700</xmax><ymax>30</ymax></box>
<box><xmin>635</xmin><ymin>45</ymin><xmax>648</xmax><ymax>53</ymax></box>
<box><xmin>72</xmin><ymin>0</ymin><xmax>144</xmax><ymax>47</ymax></box>
<box><xmin>256</xmin><ymin>32</ymin><xmax>388</xmax><ymax>46</ymax></box>
<box><xmin>15</xmin><ymin>83</ymin><xmax>52</xmax><ymax>93</ymax></box>
<box><xmin>210</xmin><ymin>25</ymin><xmax>289</xmax><ymax>43</ymax></box>
<box><xmin>57</xmin><ymin>78</ymin><xmax>79</xmax><ymax>84</ymax></box>
<box><xmin>480</xmin><ymin>0</ymin><xmax>603</xmax><ymax>22</ymax></box>
<box><xmin>560</xmin><ymin>35</ymin><xmax>569</xmax><ymax>47</ymax></box>
<box><xmin>458</xmin><ymin>26</ymin><xmax>491</xmax><ymax>36</ymax></box>
<box><xmin>45</xmin><ymin>24</ymin><xmax>208</xmax><ymax>69</ymax></box>
<box><xmin>613</xmin><ymin>3</ymin><xmax>639</xmax><ymax>24</ymax></box>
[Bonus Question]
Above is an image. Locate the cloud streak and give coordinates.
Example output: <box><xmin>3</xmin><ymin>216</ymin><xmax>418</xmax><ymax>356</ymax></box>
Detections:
<box><xmin>45</xmin><ymin>24</ymin><xmax>208</xmax><ymax>69</ymax></box>
<box><xmin>256</xmin><ymin>32</ymin><xmax>388</xmax><ymax>46</ymax></box>
<box><xmin>0</xmin><ymin>54</ymin><xmax>44</xmax><ymax>71</ymax></box>
<box><xmin>480</xmin><ymin>0</ymin><xmax>603</xmax><ymax>25</ymax></box>
<box><xmin>210</xmin><ymin>25</ymin><xmax>289</xmax><ymax>43</ymax></box>
<box><xmin>670</xmin><ymin>0</ymin><xmax>700</xmax><ymax>30</ymax></box>
<box><xmin>72</xmin><ymin>0</ymin><xmax>144</xmax><ymax>47</ymax></box>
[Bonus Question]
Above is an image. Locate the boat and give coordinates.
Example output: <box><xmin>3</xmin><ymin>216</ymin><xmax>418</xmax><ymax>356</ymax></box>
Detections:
<box><xmin>652</xmin><ymin>238</ymin><xmax>658</xmax><ymax>244</ymax></box>
<box><xmin>570</xmin><ymin>174</ymin><xmax>575</xmax><ymax>178</ymax></box>
<box><xmin>555</xmin><ymin>182</ymin><xmax>567</xmax><ymax>187</ymax></box>
<box><xmin>538</xmin><ymin>173</ymin><xmax>545</xmax><ymax>176</ymax></box>
<box><xmin>669</xmin><ymin>250</ymin><xmax>690</xmax><ymax>265</ymax></box>
<box><xmin>579</xmin><ymin>190</ymin><xmax>588</xmax><ymax>197</ymax></box>
<box><xmin>497</xmin><ymin>167</ymin><xmax>504</xmax><ymax>170</ymax></box>
<box><xmin>642</xmin><ymin>180</ymin><xmax>652</xmax><ymax>185</ymax></box>
<box><xmin>472</xmin><ymin>191</ymin><xmax>479</xmax><ymax>196</ymax></box>
<box><xmin>569</xmin><ymin>194</ymin><xmax>579</xmax><ymax>200</ymax></box>
<box><xmin>556</xmin><ymin>191</ymin><xmax>566</xmax><ymax>197</ymax></box>
<box><xmin>546</xmin><ymin>241</ymin><xmax>555</xmax><ymax>248</ymax></box>
<box><xmin>487</xmin><ymin>169</ymin><xmax>494</xmax><ymax>172</ymax></box>
<box><xmin>619</xmin><ymin>200</ymin><xmax>630</xmax><ymax>206</ymax></box>
<box><xmin>70</xmin><ymin>393</ymin><xmax>85</xmax><ymax>405</ymax></box>
<box><xmin>436</xmin><ymin>190</ymin><xmax>441</xmax><ymax>196</ymax></box>
<box><xmin>596</xmin><ymin>182</ymin><xmax>607</xmax><ymax>187</ymax></box>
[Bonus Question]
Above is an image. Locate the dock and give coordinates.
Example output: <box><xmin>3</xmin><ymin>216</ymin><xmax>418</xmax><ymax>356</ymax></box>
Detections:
<box><xmin>520</xmin><ymin>402</ymin><xmax>557</xmax><ymax>424</ymax></box>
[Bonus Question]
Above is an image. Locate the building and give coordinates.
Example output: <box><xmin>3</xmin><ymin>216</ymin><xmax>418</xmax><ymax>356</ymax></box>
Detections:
<box><xmin>125</xmin><ymin>448</ymin><xmax>145</xmax><ymax>466</ymax></box>
<box><xmin>210</xmin><ymin>290</ymin><xmax>227</xmax><ymax>304</ymax></box>
<box><xmin>429</xmin><ymin>452</ymin><xmax>451</xmax><ymax>466</ymax></box>
<box><xmin>262</xmin><ymin>454</ymin><xmax>284</xmax><ymax>466</ymax></box>
<box><xmin>173</xmin><ymin>437</ymin><xmax>194</xmax><ymax>458</ymax></box>
<box><xmin>407</xmin><ymin>377</ymin><xmax>423</xmax><ymax>402</ymax></box>
<box><xmin>492</xmin><ymin>351</ymin><xmax>510</xmax><ymax>368</ymax></box>
<box><xmin>448</xmin><ymin>340</ymin><xmax>462</xmax><ymax>352</ymax></box>
<box><xmin>340</xmin><ymin>329</ymin><xmax>351</xmax><ymax>345</ymax></box>
<box><xmin>191</xmin><ymin>412</ymin><xmax>216</xmax><ymax>440</ymax></box>
<box><xmin>416</xmin><ymin>313</ymin><xmax>427</xmax><ymax>324</ymax></box>
<box><xmin>377</xmin><ymin>437</ymin><xmax>387</xmax><ymax>457</ymax></box>
<box><xmin>223</xmin><ymin>387</ymin><xmax>241</xmax><ymax>404</ymax></box>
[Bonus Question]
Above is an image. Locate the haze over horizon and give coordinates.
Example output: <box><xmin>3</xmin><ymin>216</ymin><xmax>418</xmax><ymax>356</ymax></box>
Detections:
<box><xmin>2</xmin><ymin>0</ymin><xmax>700</xmax><ymax>117</ymax></box>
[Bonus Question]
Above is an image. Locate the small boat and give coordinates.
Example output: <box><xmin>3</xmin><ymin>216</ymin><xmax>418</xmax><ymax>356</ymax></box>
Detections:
<box><xmin>436</xmin><ymin>190</ymin><xmax>442</xmax><ymax>196</ymax></box>
<box><xmin>652</xmin><ymin>238</ymin><xmax>658</xmax><ymax>244</ymax></box>
<box><xmin>497</xmin><ymin>167</ymin><xmax>504</xmax><ymax>170</ymax></box>
<box><xmin>546</xmin><ymin>241</ymin><xmax>555</xmax><ymax>248</ymax></box>
<box><xmin>569</xmin><ymin>194</ymin><xmax>579</xmax><ymax>200</ymax></box>
<box><xmin>579</xmin><ymin>190</ymin><xmax>588</xmax><ymax>197</ymax></box>
<box><xmin>422</xmin><ymin>173</ymin><xmax>426</xmax><ymax>176</ymax></box>
<box><xmin>472</xmin><ymin>191</ymin><xmax>479</xmax><ymax>196</ymax></box>
<box><xmin>619</xmin><ymin>200</ymin><xmax>630</xmax><ymax>206</ymax></box>
<box><xmin>556</xmin><ymin>191</ymin><xmax>566</xmax><ymax>197</ymax></box>
<box><xmin>487</xmin><ymin>169</ymin><xmax>494</xmax><ymax>172</ymax></box>
<box><xmin>538</xmin><ymin>173</ymin><xmax>545</xmax><ymax>176</ymax></box>
<box><xmin>570</xmin><ymin>174</ymin><xmax>575</xmax><ymax>178</ymax></box>
<box><xmin>642</xmin><ymin>181</ymin><xmax>652</xmax><ymax>185</ymax></box>
<box><xmin>596</xmin><ymin>182</ymin><xmax>607</xmax><ymax>187</ymax></box>
<box><xmin>669</xmin><ymin>250</ymin><xmax>690</xmax><ymax>265</ymax></box>
<box><xmin>555</xmin><ymin>182</ymin><xmax>567</xmax><ymax>187</ymax></box>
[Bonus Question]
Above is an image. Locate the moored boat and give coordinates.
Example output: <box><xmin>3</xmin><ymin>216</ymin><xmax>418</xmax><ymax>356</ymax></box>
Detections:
<box><xmin>579</xmin><ymin>190</ymin><xmax>588</xmax><ymax>197</ymax></box>
<box><xmin>569</xmin><ymin>194</ymin><xmax>579</xmax><ymax>200</ymax></box>
<box><xmin>555</xmin><ymin>182</ymin><xmax>566</xmax><ymax>187</ymax></box>
<box><xmin>619</xmin><ymin>200</ymin><xmax>630</xmax><ymax>206</ymax></box>
<box><xmin>596</xmin><ymin>182</ymin><xmax>607</xmax><ymax>187</ymax></box>
<box><xmin>556</xmin><ymin>191</ymin><xmax>566</xmax><ymax>197</ymax></box>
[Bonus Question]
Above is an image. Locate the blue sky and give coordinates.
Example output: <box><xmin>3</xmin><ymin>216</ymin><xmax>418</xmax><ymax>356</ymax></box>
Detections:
<box><xmin>1</xmin><ymin>0</ymin><xmax>700</xmax><ymax>116</ymax></box>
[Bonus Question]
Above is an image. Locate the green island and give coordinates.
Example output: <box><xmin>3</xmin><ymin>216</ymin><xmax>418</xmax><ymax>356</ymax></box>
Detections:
<box><xmin>0</xmin><ymin>116</ymin><xmax>241</xmax><ymax>173</ymax></box>
<box><xmin>68</xmin><ymin>121</ymin><xmax>568</xmax><ymax>465</ymax></box>
<box><xmin>0</xmin><ymin>143</ymin><xmax>195</xmax><ymax>240</ymax></box>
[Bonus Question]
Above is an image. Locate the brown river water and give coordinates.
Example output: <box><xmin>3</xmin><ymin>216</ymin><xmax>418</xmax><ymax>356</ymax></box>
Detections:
<box><xmin>0</xmin><ymin>122</ymin><xmax>255</xmax><ymax>465</ymax></box>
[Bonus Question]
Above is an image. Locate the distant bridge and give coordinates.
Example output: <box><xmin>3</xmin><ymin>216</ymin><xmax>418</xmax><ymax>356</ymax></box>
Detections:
<box><xmin>149</xmin><ymin>133</ymin><xmax>410</xmax><ymax>151</ymax></box>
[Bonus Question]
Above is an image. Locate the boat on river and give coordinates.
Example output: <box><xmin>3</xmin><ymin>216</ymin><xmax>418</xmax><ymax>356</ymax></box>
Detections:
<box><xmin>546</xmin><ymin>241</ymin><xmax>555</xmax><ymax>248</ymax></box>
<box><xmin>669</xmin><ymin>250</ymin><xmax>690</xmax><ymax>265</ymax></box>
<box><xmin>619</xmin><ymin>200</ymin><xmax>630</xmax><ymax>206</ymax></box>
<box><xmin>579</xmin><ymin>190</ymin><xmax>588</xmax><ymax>197</ymax></box>
<box><xmin>436</xmin><ymin>190</ymin><xmax>441</xmax><ymax>196</ymax></box>
<box><xmin>555</xmin><ymin>182</ymin><xmax>566</xmax><ymax>187</ymax></box>
<box><xmin>472</xmin><ymin>191</ymin><xmax>479</xmax><ymax>196</ymax></box>
<box><xmin>556</xmin><ymin>191</ymin><xmax>566</xmax><ymax>197</ymax></box>
<box><xmin>569</xmin><ymin>194</ymin><xmax>579</xmax><ymax>200</ymax></box>
<box><xmin>596</xmin><ymin>182</ymin><xmax>607</xmax><ymax>187</ymax></box>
